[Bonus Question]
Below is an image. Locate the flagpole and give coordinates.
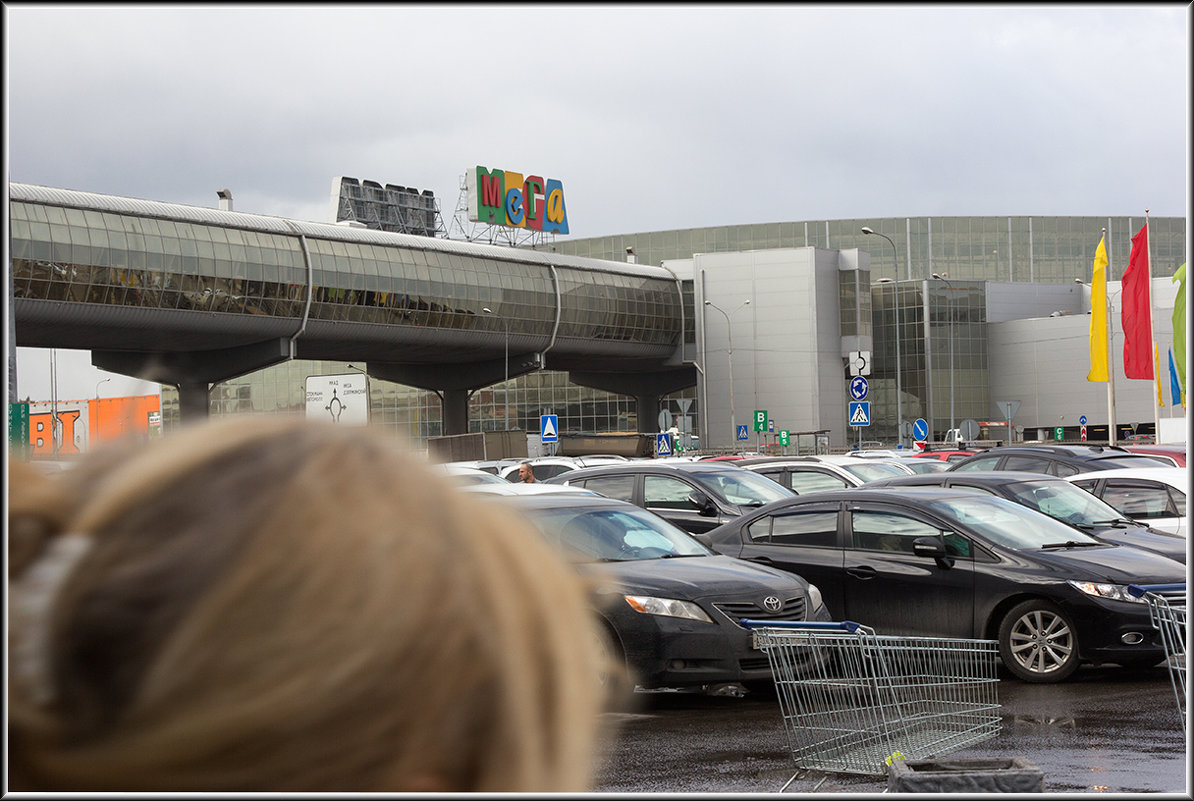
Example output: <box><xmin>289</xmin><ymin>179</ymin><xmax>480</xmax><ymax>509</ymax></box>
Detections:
<box><xmin>1146</xmin><ymin>210</ymin><xmax>1160</xmax><ymax>442</ymax></box>
<box><xmin>1103</xmin><ymin>228</ymin><xmax>1116</xmax><ymax>446</ymax></box>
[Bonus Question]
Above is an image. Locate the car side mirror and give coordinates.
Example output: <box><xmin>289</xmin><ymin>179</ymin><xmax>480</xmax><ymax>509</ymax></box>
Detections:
<box><xmin>912</xmin><ymin>536</ymin><xmax>946</xmax><ymax>558</ymax></box>
<box><xmin>687</xmin><ymin>490</ymin><xmax>717</xmax><ymax>516</ymax></box>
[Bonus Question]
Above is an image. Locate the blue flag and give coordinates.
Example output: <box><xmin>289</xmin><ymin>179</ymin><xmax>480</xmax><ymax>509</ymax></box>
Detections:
<box><xmin>1169</xmin><ymin>348</ymin><xmax>1184</xmax><ymax>407</ymax></box>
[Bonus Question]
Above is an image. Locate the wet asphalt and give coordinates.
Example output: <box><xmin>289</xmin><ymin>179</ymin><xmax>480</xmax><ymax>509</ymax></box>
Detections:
<box><xmin>591</xmin><ymin>662</ymin><xmax>1188</xmax><ymax>794</ymax></box>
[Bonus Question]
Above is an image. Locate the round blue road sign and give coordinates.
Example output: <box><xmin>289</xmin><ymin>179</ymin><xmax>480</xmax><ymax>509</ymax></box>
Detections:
<box><xmin>849</xmin><ymin>376</ymin><xmax>869</xmax><ymax>401</ymax></box>
<box><xmin>1079</xmin><ymin>415</ymin><xmax>1087</xmax><ymax>426</ymax></box>
<box><xmin>913</xmin><ymin>418</ymin><xmax>929</xmax><ymax>442</ymax></box>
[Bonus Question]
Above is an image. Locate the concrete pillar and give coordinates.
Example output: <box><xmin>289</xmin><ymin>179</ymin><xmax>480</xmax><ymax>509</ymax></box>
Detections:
<box><xmin>442</xmin><ymin>388</ymin><xmax>470</xmax><ymax>435</ymax></box>
<box><xmin>177</xmin><ymin>380</ymin><xmax>211</xmax><ymax>422</ymax></box>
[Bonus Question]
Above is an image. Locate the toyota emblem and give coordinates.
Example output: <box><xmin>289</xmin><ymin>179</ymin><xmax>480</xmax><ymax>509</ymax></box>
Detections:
<box><xmin>762</xmin><ymin>596</ymin><xmax>782</xmax><ymax>612</ymax></box>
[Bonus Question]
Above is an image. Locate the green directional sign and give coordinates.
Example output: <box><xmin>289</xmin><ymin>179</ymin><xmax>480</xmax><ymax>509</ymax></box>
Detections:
<box><xmin>1054</xmin><ymin>426</ymin><xmax>1065</xmax><ymax>441</ymax></box>
<box><xmin>753</xmin><ymin>409</ymin><xmax>768</xmax><ymax>432</ymax></box>
<box><xmin>779</xmin><ymin>429</ymin><xmax>790</xmax><ymax>447</ymax></box>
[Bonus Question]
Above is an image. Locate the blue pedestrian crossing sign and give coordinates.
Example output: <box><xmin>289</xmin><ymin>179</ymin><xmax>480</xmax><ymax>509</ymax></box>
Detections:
<box><xmin>849</xmin><ymin>376</ymin><xmax>869</xmax><ymax>401</ymax></box>
<box><xmin>656</xmin><ymin>433</ymin><xmax>673</xmax><ymax>457</ymax></box>
<box><xmin>540</xmin><ymin>414</ymin><xmax>558</xmax><ymax>443</ymax></box>
<box><xmin>737</xmin><ymin>424</ymin><xmax>749</xmax><ymax>441</ymax></box>
<box><xmin>912</xmin><ymin>418</ymin><xmax>929</xmax><ymax>442</ymax></box>
<box><xmin>849</xmin><ymin>401</ymin><xmax>871</xmax><ymax>427</ymax></box>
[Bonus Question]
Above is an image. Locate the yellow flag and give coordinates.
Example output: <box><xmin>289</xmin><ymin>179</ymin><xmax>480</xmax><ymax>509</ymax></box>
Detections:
<box><xmin>1086</xmin><ymin>236</ymin><xmax>1109</xmax><ymax>381</ymax></box>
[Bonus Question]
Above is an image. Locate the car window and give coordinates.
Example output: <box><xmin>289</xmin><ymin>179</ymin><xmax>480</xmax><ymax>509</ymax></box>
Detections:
<box><xmin>952</xmin><ymin>455</ymin><xmax>1002</xmax><ymax>471</ymax></box>
<box><xmin>1101</xmin><ymin>481</ymin><xmax>1178</xmax><ymax>519</ymax></box>
<box><xmin>948</xmin><ymin>482</ymin><xmax>1000</xmax><ymax>496</ymax></box>
<box><xmin>1003</xmin><ymin>479</ymin><xmax>1125</xmax><ymax>525</ymax></box>
<box><xmin>1002</xmin><ymin>455</ymin><xmax>1053</xmax><ymax>474</ymax></box>
<box><xmin>748</xmin><ymin>510</ymin><xmax>839</xmax><ymax>546</ymax></box>
<box><xmin>578</xmin><ymin>474</ymin><xmax>635</xmax><ymax>502</ymax></box>
<box><xmin>927</xmin><ymin>495</ymin><xmax>1102</xmax><ymax>550</ymax></box>
<box><xmin>524</xmin><ymin>506</ymin><xmax>710</xmax><ymax>563</ymax></box>
<box><xmin>788</xmin><ymin>470</ymin><xmax>849</xmax><ymax>494</ymax></box>
<box><xmin>534</xmin><ymin>464</ymin><xmax>574</xmax><ymax>480</ymax></box>
<box><xmin>850</xmin><ymin>511</ymin><xmax>942</xmax><ymax>553</ymax></box>
<box><xmin>644</xmin><ymin>475</ymin><xmax>701</xmax><ymax>510</ymax></box>
<box><xmin>840</xmin><ymin>462</ymin><xmax>907</xmax><ymax>483</ymax></box>
<box><xmin>691</xmin><ymin>470</ymin><xmax>793</xmax><ymax>507</ymax></box>
<box><xmin>1171</xmin><ymin>488</ymin><xmax>1186</xmax><ymax>516</ymax></box>
<box><xmin>1050</xmin><ymin>462</ymin><xmax>1080</xmax><ymax>477</ymax></box>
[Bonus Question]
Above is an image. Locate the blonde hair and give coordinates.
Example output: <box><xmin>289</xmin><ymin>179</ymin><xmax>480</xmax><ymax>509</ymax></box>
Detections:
<box><xmin>9</xmin><ymin>417</ymin><xmax>610</xmax><ymax>792</ymax></box>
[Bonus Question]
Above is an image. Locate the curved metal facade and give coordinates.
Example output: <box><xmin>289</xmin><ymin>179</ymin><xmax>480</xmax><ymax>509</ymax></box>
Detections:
<box><xmin>9</xmin><ymin>183</ymin><xmax>684</xmax><ymax>363</ymax></box>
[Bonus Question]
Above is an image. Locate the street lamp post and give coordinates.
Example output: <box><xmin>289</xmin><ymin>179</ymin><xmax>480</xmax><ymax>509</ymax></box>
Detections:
<box><xmin>704</xmin><ymin>299</ymin><xmax>750</xmax><ymax>452</ymax></box>
<box><xmin>95</xmin><ymin>377</ymin><xmax>112</xmax><ymax>399</ymax></box>
<box><xmin>482</xmin><ymin>307</ymin><xmax>510</xmax><ymax>430</ymax></box>
<box><xmin>862</xmin><ymin>227</ymin><xmax>903</xmax><ymax>448</ymax></box>
<box><xmin>932</xmin><ymin>273</ymin><xmax>956</xmax><ymax>438</ymax></box>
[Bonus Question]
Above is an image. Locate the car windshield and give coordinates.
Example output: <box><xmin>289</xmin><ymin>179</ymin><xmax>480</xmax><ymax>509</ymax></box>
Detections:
<box><xmin>926</xmin><ymin>495</ymin><xmax>1105</xmax><ymax>550</ymax></box>
<box><xmin>1099</xmin><ymin>456</ymin><xmax>1177</xmax><ymax>469</ymax></box>
<box><xmin>522</xmin><ymin>505</ymin><xmax>713</xmax><ymax>563</ymax></box>
<box><xmin>690</xmin><ymin>469</ymin><xmax>794</xmax><ymax>507</ymax></box>
<box><xmin>1002</xmin><ymin>479</ymin><xmax>1139</xmax><ymax>527</ymax></box>
<box><xmin>841</xmin><ymin>462</ymin><xmax>908</xmax><ymax>483</ymax></box>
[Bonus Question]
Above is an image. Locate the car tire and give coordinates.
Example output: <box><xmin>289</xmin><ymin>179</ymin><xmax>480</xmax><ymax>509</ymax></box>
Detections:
<box><xmin>998</xmin><ymin>599</ymin><xmax>1080</xmax><ymax>683</ymax></box>
<box><xmin>592</xmin><ymin>623</ymin><xmax>637</xmax><ymax>712</ymax></box>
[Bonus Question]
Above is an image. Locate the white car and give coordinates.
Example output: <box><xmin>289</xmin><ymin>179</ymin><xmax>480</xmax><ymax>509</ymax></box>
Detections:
<box><xmin>459</xmin><ymin>482</ymin><xmax>602</xmax><ymax>497</ymax></box>
<box><xmin>433</xmin><ymin>464</ymin><xmax>511</xmax><ymax>487</ymax></box>
<box><xmin>740</xmin><ymin>455</ymin><xmax>912</xmax><ymax>494</ymax></box>
<box><xmin>1066</xmin><ymin>467</ymin><xmax>1188</xmax><ymax>537</ymax></box>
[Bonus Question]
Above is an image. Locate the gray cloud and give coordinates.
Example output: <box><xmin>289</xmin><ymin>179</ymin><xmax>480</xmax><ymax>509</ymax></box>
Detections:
<box><xmin>6</xmin><ymin>4</ymin><xmax>1188</xmax><ymax>237</ymax></box>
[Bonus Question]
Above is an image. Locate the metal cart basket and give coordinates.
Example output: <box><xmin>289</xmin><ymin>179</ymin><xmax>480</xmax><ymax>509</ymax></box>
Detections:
<box><xmin>1127</xmin><ymin>583</ymin><xmax>1186</xmax><ymax>734</ymax></box>
<box><xmin>741</xmin><ymin>619</ymin><xmax>1001</xmax><ymax>779</ymax></box>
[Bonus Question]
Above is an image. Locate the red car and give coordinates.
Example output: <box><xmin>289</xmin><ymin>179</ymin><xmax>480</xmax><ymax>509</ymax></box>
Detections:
<box><xmin>1122</xmin><ymin>443</ymin><xmax>1186</xmax><ymax>467</ymax></box>
<box><xmin>912</xmin><ymin>448</ymin><xmax>985</xmax><ymax>463</ymax></box>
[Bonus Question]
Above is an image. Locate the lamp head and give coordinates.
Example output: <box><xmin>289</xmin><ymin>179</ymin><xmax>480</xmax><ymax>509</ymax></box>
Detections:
<box><xmin>861</xmin><ymin>227</ymin><xmax>875</xmax><ymax>235</ymax></box>
<box><xmin>482</xmin><ymin>307</ymin><xmax>493</xmax><ymax>314</ymax></box>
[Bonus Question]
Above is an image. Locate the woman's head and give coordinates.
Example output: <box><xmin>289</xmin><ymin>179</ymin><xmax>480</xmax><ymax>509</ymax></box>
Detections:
<box><xmin>9</xmin><ymin>416</ymin><xmax>611</xmax><ymax>792</ymax></box>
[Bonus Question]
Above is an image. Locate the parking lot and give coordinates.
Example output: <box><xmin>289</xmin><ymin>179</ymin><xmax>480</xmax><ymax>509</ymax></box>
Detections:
<box><xmin>592</xmin><ymin>663</ymin><xmax>1188</xmax><ymax>793</ymax></box>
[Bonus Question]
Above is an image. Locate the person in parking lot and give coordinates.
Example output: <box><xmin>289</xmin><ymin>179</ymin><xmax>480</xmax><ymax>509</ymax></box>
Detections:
<box><xmin>518</xmin><ymin>461</ymin><xmax>536</xmax><ymax>483</ymax></box>
<box><xmin>8</xmin><ymin>417</ymin><xmax>613</xmax><ymax>793</ymax></box>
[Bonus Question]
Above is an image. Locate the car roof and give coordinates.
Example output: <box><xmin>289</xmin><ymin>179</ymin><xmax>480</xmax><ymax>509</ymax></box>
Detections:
<box><xmin>483</xmin><ymin>491</ymin><xmax>641</xmax><ymax>510</ymax></box>
<box><xmin>549</xmin><ymin>460</ymin><xmax>748</xmax><ymax>479</ymax></box>
<box><xmin>865</xmin><ymin>470</ymin><xmax>1073</xmax><ymax>487</ymax></box>
<box><xmin>740</xmin><ymin>486</ymin><xmax>997</xmax><ymax>518</ymax></box>
<box><xmin>460</xmin><ymin>483</ymin><xmax>601</xmax><ymax>497</ymax></box>
<box><xmin>1065</xmin><ymin>467</ymin><xmax>1188</xmax><ymax>487</ymax></box>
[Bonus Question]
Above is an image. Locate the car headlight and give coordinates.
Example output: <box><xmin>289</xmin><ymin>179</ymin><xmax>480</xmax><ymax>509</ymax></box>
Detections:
<box><xmin>807</xmin><ymin>583</ymin><xmax>825</xmax><ymax>613</ymax></box>
<box><xmin>1067</xmin><ymin>580</ymin><xmax>1146</xmax><ymax>604</ymax></box>
<box><xmin>623</xmin><ymin>595</ymin><xmax>714</xmax><ymax>623</ymax></box>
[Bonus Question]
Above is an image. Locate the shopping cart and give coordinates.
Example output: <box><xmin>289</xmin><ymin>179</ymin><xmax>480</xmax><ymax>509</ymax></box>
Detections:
<box><xmin>1127</xmin><ymin>583</ymin><xmax>1186</xmax><ymax>734</ymax></box>
<box><xmin>741</xmin><ymin>619</ymin><xmax>1001</xmax><ymax>783</ymax></box>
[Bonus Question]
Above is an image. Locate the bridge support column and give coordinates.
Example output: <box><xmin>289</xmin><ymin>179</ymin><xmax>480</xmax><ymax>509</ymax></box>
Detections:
<box><xmin>177</xmin><ymin>380</ymin><xmax>211</xmax><ymax>422</ymax></box>
<box><xmin>93</xmin><ymin>338</ymin><xmax>294</xmax><ymax>424</ymax></box>
<box><xmin>441</xmin><ymin>389</ymin><xmax>471</xmax><ymax>436</ymax></box>
<box><xmin>570</xmin><ymin>366</ymin><xmax>697</xmax><ymax>434</ymax></box>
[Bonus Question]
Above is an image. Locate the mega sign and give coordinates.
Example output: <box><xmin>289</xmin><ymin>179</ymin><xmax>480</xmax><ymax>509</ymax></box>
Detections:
<box><xmin>466</xmin><ymin>166</ymin><xmax>569</xmax><ymax>234</ymax></box>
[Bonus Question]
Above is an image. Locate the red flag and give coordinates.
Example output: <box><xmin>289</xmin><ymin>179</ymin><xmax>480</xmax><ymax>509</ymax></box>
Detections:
<box><xmin>1121</xmin><ymin>223</ymin><xmax>1153</xmax><ymax>379</ymax></box>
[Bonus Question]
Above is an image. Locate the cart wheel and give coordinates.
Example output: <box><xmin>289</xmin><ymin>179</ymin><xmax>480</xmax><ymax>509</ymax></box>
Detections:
<box><xmin>998</xmin><ymin>599</ymin><xmax>1080</xmax><ymax>682</ymax></box>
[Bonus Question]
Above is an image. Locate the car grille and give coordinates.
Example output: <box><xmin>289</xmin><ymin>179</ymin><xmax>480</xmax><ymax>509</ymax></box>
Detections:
<box><xmin>715</xmin><ymin>597</ymin><xmax>806</xmax><ymax>627</ymax></box>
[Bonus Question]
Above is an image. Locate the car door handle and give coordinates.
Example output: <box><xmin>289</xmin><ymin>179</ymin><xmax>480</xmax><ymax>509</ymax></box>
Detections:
<box><xmin>846</xmin><ymin>565</ymin><xmax>877</xmax><ymax>579</ymax></box>
<box><xmin>747</xmin><ymin>556</ymin><xmax>778</xmax><ymax>566</ymax></box>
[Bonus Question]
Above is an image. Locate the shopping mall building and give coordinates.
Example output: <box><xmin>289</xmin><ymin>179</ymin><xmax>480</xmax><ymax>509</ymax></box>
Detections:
<box><xmin>8</xmin><ymin>179</ymin><xmax>1187</xmax><ymax>451</ymax></box>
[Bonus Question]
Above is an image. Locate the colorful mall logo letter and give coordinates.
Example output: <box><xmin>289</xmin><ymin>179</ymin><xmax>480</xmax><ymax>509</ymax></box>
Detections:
<box><xmin>467</xmin><ymin>166</ymin><xmax>569</xmax><ymax>234</ymax></box>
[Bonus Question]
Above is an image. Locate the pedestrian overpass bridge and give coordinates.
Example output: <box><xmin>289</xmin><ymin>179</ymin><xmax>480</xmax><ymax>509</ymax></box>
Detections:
<box><xmin>9</xmin><ymin>183</ymin><xmax>696</xmax><ymax>432</ymax></box>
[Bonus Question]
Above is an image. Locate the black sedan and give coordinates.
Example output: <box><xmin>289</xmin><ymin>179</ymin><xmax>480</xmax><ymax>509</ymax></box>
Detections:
<box><xmin>863</xmin><ymin>471</ymin><xmax>1186</xmax><ymax>563</ymax></box>
<box><xmin>497</xmin><ymin>493</ymin><xmax>831</xmax><ymax>691</ymax></box>
<box><xmin>705</xmin><ymin>487</ymin><xmax>1185</xmax><ymax>683</ymax></box>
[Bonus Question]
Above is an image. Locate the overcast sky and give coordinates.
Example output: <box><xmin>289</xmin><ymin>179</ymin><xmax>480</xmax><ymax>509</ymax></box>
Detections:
<box><xmin>5</xmin><ymin>4</ymin><xmax>1190</xmax><ymax>400</ymax></box>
